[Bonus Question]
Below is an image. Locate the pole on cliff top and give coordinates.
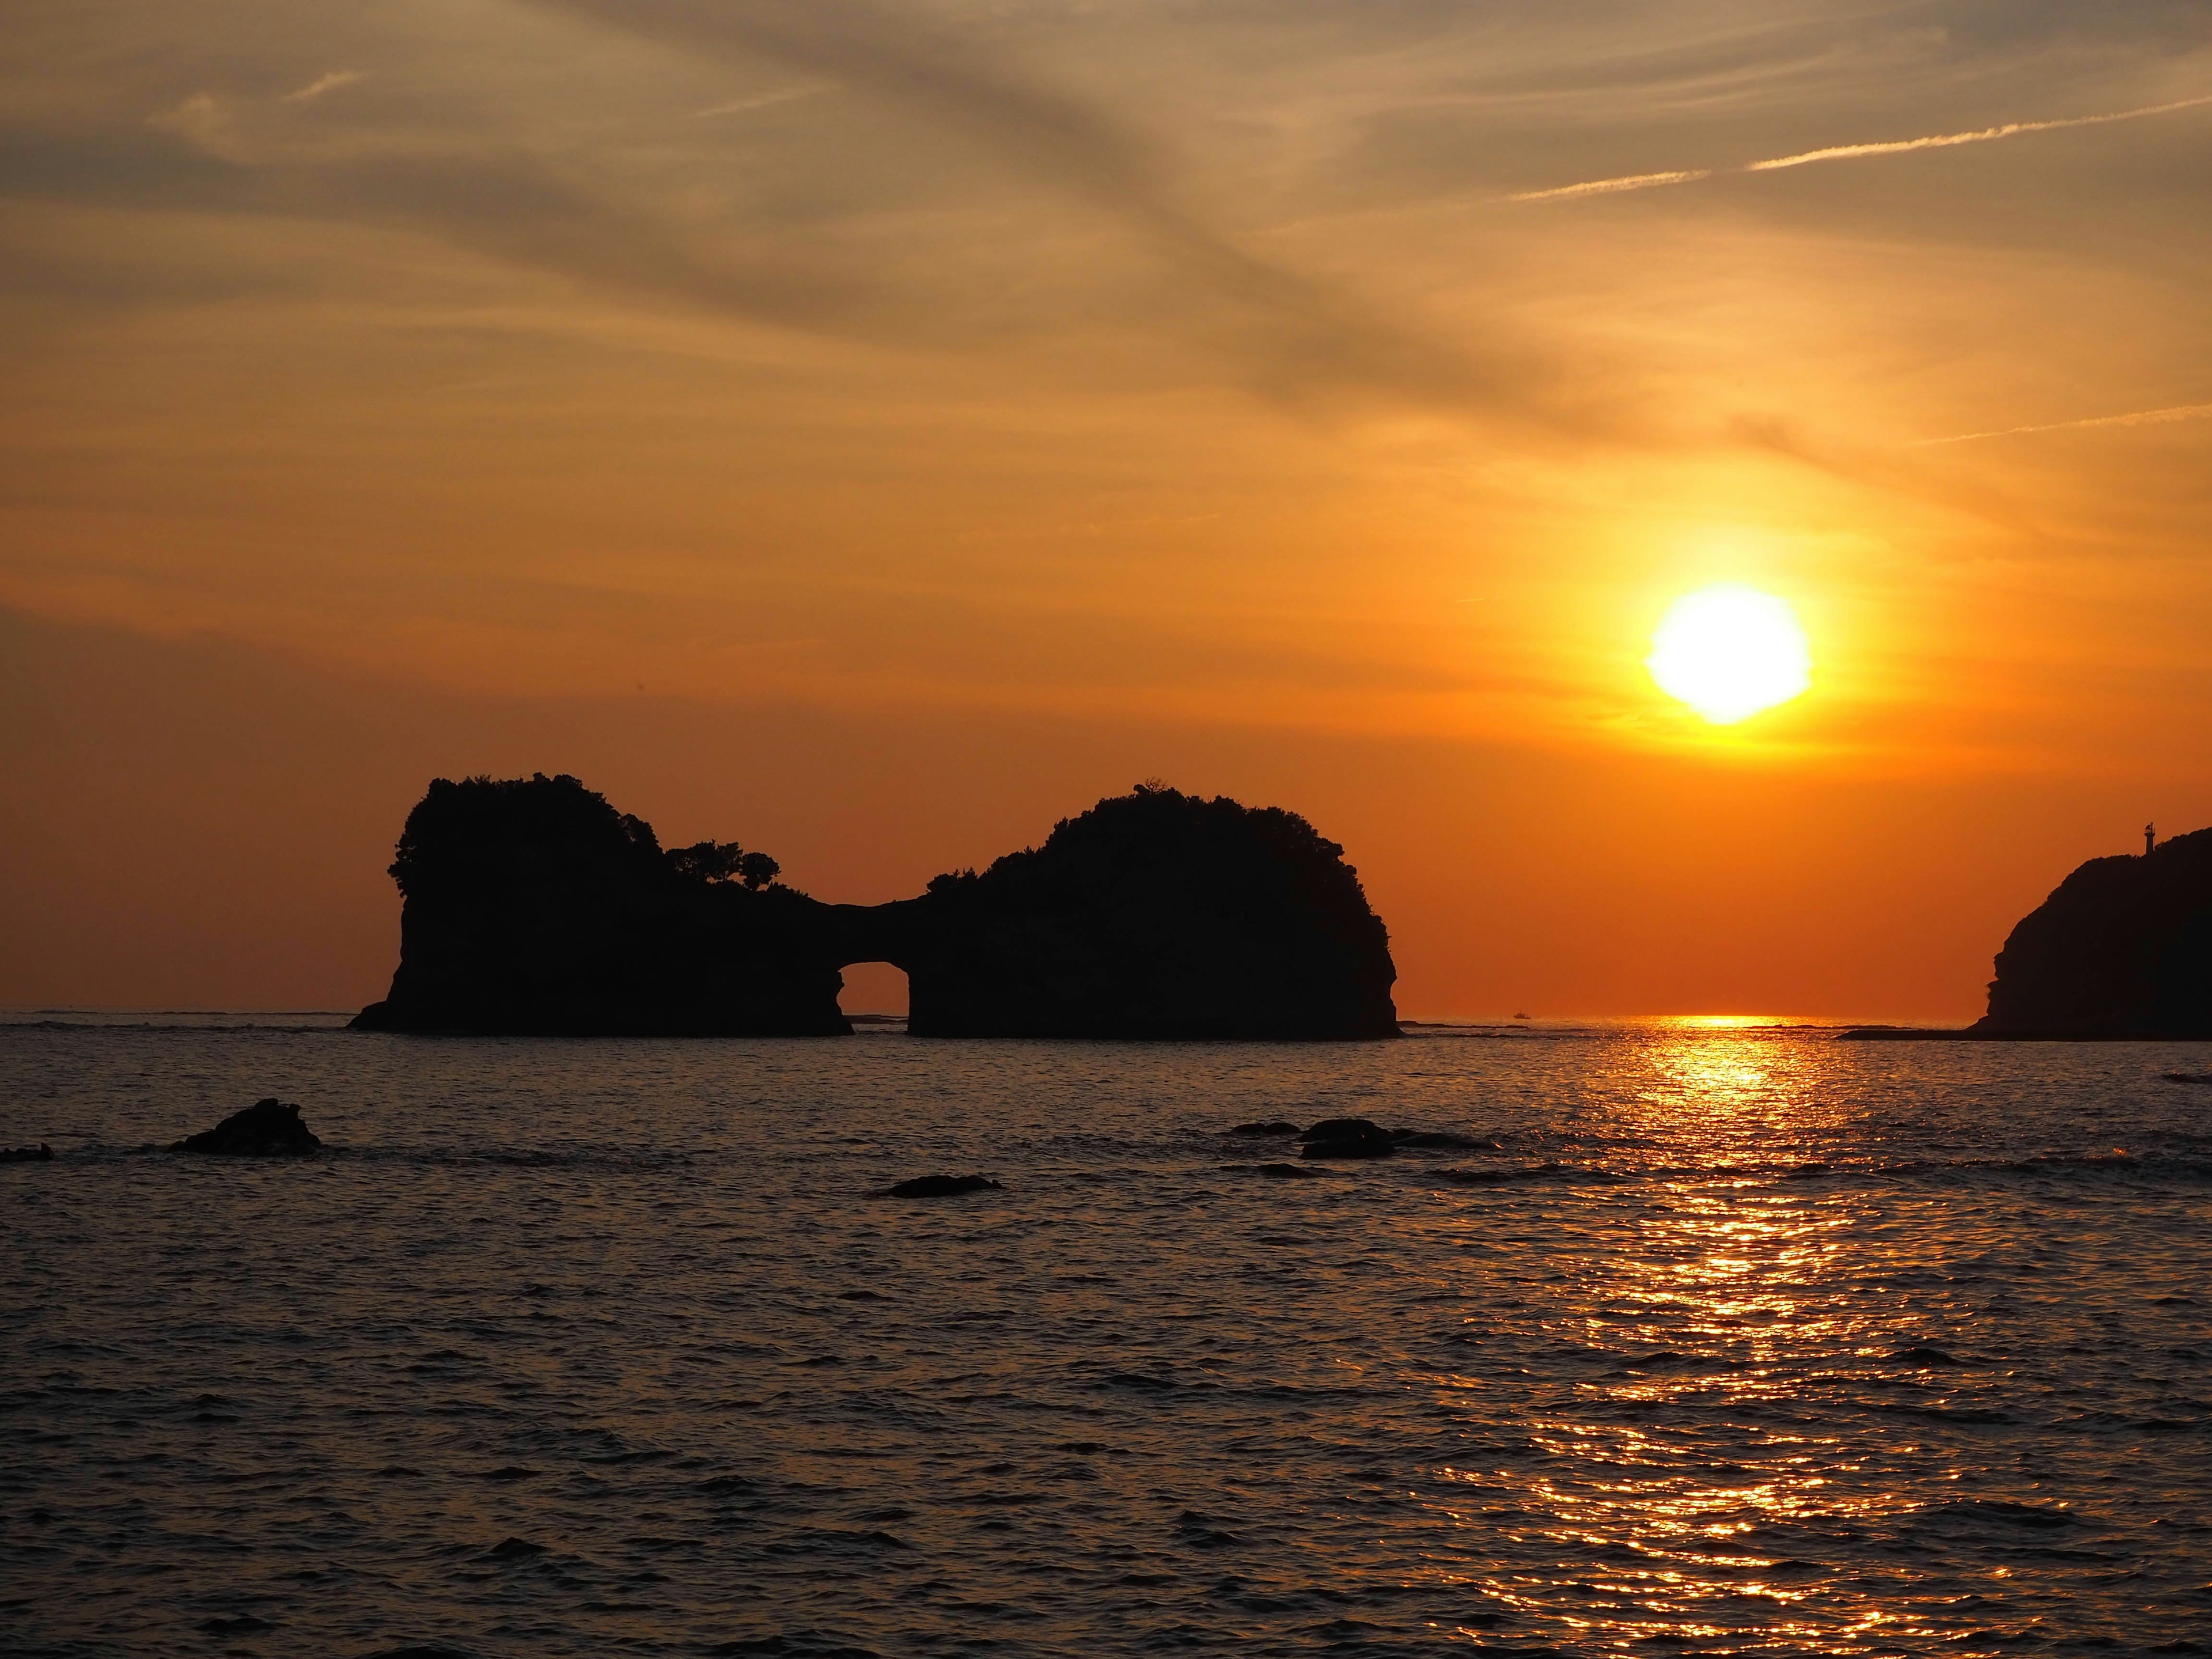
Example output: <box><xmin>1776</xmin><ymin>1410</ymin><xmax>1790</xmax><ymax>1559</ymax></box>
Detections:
<box><xmin>2146</xmin><ymin>822</ymin><xmax>2156</xmax><ymax>857</ymax></box>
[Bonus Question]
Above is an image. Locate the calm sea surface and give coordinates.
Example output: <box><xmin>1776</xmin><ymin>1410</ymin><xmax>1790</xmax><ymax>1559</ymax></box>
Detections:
<box><xmin>4</xmin><ymin>1017</ymin><xmax>2211</xmax><ymax>1657</ymax></box>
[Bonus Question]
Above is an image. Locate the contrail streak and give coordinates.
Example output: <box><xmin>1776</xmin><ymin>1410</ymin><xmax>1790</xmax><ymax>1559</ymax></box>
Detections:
<box><xmin>1511</xmin><ymin>93</ymin><xmax>2212</xmax><ymax>204</ymax></box>
<box><xmin>1749</xmin><ymin>94</ymin><xmax>2212</xmax><ymax>171</ymax></box>
<box><xmin>1508</xmin><ymin>168</ymin><xmax>1710</xmax><ymax>204</ymax></box>
<box><xmin>1921</xmin><ymin>402</ymin><xmax>2212</xmax><ymax>445</ymax></box>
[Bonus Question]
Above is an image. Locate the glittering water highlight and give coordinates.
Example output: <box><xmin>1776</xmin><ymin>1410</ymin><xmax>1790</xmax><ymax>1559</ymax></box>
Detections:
<box><xmin>4</xmin><ymin>1017</ymin><xmax>2210</xmax><ymax>1656</ymax></box>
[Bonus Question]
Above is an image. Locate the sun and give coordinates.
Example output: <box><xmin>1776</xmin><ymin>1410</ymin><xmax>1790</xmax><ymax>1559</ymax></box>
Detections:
<box><xmin>1646</xmin><ymin>584</ymin><xmax>1811</xmax><ymax>724</ymax></box>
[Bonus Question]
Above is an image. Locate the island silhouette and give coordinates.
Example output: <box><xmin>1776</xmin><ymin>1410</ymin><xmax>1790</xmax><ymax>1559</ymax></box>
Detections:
<box><xmin>1846</xmin><ymin>824</ymin><xmax>2212</xmax><ymax>1039</ymax></box>
<box><xmin>352</xmin><ymin>774</ymin><xmax>1400</xmax><ymax>1039</ymax></box>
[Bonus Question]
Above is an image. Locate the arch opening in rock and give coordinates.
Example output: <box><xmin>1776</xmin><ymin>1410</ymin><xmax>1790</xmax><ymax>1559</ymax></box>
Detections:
<box><xmin>839</xmin><ymin>961</ymin><xmax>909</xmax><ymax>1023</ymax></box>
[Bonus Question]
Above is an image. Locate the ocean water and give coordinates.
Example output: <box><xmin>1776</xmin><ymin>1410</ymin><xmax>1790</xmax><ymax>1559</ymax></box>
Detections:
<box><xmin>4</xmin><ymin>1017</ymin><xmax>2211</xmax><ymax>1658</ymax></box>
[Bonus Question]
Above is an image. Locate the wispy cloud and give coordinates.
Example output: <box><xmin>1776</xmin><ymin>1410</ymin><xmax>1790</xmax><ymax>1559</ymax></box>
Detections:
<box><xmin>527</xmin><ymin>0</ymin><xmax>1544</xmax><ymax>417</ymax></box>
<box><xmin>282</xmin><ymin>70</ymin><xmax>364</xmax><ymax>104</ymax></box>
<box><xmin>1921</xmin><ymin>402</ymin><xmax>2212</xmax><ymax>445</ymax></box>
<box><xmin>1513</xmin><ymin>92</ymin><xmax>2212</xmax><ymax>204</ymax></box>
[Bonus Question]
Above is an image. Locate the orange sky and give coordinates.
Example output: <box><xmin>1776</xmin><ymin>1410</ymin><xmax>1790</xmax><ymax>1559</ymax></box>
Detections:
<box><xmin>5</xmin><ymin>2</ymin><xmax>2210</xmax><ymax>1017</ymax></box>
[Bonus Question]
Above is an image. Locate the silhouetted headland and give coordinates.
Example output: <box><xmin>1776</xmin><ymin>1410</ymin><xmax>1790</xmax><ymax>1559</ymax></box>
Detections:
<box><xmin>353</xmin><ymin>774</ymin><xmax>1399</xmax><ymax>1040</ymax></box>
<box><xmin>1842</xmin><ymin>825</ymin><xmax>2212</xmax><ymax>1040</ymax></box>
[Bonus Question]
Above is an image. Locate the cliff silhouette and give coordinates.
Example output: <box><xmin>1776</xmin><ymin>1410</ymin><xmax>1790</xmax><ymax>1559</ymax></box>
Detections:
<box><xmin>351</xmin><ymin>774</ymin><xmax>846</xmax><ymax>1036</ymax></box>
<box><xmin>1972</xmin><ymin>825</ymin><xmax>2212</xmax><ymax>1038</ymax></box>
<box><xmin>353</xmin><ymin>775</ymin><xmax>1398</xmax><ymax>1040</ymax></box>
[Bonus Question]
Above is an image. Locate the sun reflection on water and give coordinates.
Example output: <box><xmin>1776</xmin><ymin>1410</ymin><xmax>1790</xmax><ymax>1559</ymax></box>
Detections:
<box><xmin>1428</xmin><ymin>1025</ymin><xmax>1955</xmax><ymax>1651</ymax></box>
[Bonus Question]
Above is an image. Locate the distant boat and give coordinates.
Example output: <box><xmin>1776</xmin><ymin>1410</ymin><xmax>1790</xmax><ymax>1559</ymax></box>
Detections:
<box><xmin>1513</xmin><ymin>1012</ymin><xmax>1532</xmax><ymax>1021</ymax></box>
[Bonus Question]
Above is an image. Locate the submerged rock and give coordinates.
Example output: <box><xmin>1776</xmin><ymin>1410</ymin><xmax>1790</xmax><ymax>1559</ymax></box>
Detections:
<box><xmin>172</xmin><ymin>1099</ymin><xmax>323</xmax><ymax>1156</ymax></box>
<box><xmin>885</xmin><ymin>1173</ymin><xmax>1002</xmax><ymax>1198</ymax></box>
<box><xmin>2165</xmin><ymin>1071</ymin><xmax>2212</xmax><ymax>1086</ymax></box>
<box><xmin>1298</xmin><ymin>1116</ymin><xmax>1395</xmax><ymax>1159</ymax></box>
<box><xmin>1</xmin><ymin>1143</ymin><xmax>53</xmax><ymax>1163</ymax></box>
<box><xmin>1392</xmin><ymin>1130</ymin><xmax>1499</xmax><ymax>1150</ymax></box>
<box><xmin>1255</xmin><ymin>1161</ymin><xmax>1330</xmax><ymax>1179</ymax></box>
<box><xmin>1224</xmin><ymin>1120</ymin><xmax>1301</xmax><ymax>1137</ymax></box>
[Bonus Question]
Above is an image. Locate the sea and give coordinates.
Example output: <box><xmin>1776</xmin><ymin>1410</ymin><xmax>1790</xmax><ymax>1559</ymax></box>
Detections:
<box><xmin>4</xmin><ymin>1014</ymin><xmax>2210</xmax><ymax>1657</ymax></box>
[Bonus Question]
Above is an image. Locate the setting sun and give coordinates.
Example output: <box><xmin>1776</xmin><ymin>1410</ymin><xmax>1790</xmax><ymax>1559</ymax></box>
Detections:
<box><xmin>1647</xmin><ymin>584</ymin><xmax>1813</xmax><ymax>725</ymax></box>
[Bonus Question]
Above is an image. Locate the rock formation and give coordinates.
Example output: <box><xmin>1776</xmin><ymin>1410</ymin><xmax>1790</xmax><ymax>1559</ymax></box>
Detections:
<box><xmin>353</xmin><ymin>775</ymin><xmax>1399</xmax><ymax>1040</ymax></box>
<box><xmin>1837</xmin><ymin>826</ymin><xmax>2212</xmax><ymax>1040</ymax></box>
<box><xmin>173</xmin><ymin>1099</ymin><xmax>323</xmax><ymax>1155</ymax></box>
<box><xmin>903</xmin><ymin>786</ymin><xmax>1398</xmax><ymax>1040</ymax></box>
<box><xmin>351</xmin><ymin>774</ymin><xmax>847</xmax><ymax>1036</ymax></box>
<box><xmin>1973</xmin><ymin>826</ymin><xmax>2212</xmax><ymax>1038</ymax></box>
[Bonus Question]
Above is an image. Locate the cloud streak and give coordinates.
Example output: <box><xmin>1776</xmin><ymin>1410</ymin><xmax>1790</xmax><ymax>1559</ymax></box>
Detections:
<box><xmin>1922</xmin><ymin>402</ymin><xmax>2212</xmax><ymax>445</ymax></box>
<box><xmin>1513</xmin><ymin>92</ymin><xmax>2212</xmax><ymax>204</ymax></box>
<box><xmin>282</xmin><ymin>70</ymin><xmax>364</xmax><ymax>104</ymax></box>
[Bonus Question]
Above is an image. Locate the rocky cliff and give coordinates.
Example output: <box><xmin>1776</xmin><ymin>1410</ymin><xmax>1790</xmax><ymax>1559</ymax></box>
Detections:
<box><xmin>352</xmin><ymin>776</ymin><xmax>1398</xmax><ymax>1040</ymax></box>
<box><xmin>1974</xmin><ymin>826</ymin><xmax>2212</xmax><ymax>1037</ymax></box>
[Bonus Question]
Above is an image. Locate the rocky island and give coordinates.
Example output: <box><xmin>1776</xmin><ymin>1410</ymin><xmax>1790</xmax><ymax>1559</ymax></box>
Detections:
<box><xmin>353</xmin><ymin>774</ymin><xmax>1399</xmax><ymax>1040</ymax></box>
<box><xmin>1844</xmin><ymin>825</ymin><xmax>2212</xmax><ymax>1039</ymax></box>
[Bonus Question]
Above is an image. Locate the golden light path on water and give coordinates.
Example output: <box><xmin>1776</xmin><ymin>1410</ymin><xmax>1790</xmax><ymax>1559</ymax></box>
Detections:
<box><xmin>1424</xmin><ymin>1024</ymin><xmax>1952</xmax><ymax>1651</ymax></box>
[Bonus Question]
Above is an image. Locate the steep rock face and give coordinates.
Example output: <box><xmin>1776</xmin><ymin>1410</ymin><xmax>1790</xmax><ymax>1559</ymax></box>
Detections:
<box><xmin>1976</xmin><ymin>827</ymin><xmax>2212</xmax><ymax>1037</ymax></box>
<box><xmin>904</xmin><ymin>786</ymin><xmax>1398</xmax><ymax>1040</ymax></box>
<box><xmin>352</xmin><ymin>774</ymin><xmax>848</xmax><ymax>1036</ymax></box>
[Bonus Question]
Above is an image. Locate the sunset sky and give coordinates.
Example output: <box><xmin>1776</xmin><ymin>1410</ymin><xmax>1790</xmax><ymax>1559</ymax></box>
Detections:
<box><xmin>5</xmin><ymin>1</ymin><xmax>2210</xmax><ymax>1017</ymax></box>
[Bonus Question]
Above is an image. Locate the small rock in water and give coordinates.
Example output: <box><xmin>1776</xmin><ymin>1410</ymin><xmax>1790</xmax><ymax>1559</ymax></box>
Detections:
<box><xmin>1255</xmin><ymin>1162</ymin><xmax>1328</xmax><ymax>1179</ymax></box>
<box><xmin>1392</xmin><ymin>1129</ymin><xmax>1498</xmax><ymax>1150</ymax></box>
<box><xmin>1</xmin><ymin>1143</ymin><xmax>54</xmax><ymax>1163</ymax></box>
<box><xmin>1224</xmin><ymin>1120</ymin><xmax>1301</xmax><ymax>1137</ymax></box>
<box><xmin>171</xmin><ymin>1098</ymin><xmax>323</xmax><ymax>1156</ymax></box>
<box><xmin>885</xmin><ymin>1173</ymin><xmax>1002</xmax><ymax>1198</ymax></box>
<box><xmin>1298</xmin><ymin>1116</ymin><xmax>1395</xmax><ymax>1159</ymax></box>
<box><xmin>2162</xmin><ymin>1071</ymin><xmax>2212</xmax><ymax>1086</ymax></box>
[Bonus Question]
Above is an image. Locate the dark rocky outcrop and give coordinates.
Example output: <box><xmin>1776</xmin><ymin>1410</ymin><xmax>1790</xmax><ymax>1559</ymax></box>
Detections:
<box><xmin>1255</xmin><ymin>1161</ymin><xmax>1330</xmax><ymax>1179</ymax></box>
<box><xmin>1298</xmin><ymin>1116</ymin><xmax>1396</xmax><ymax>1159</ymax></box>
<box><xmin>1842</xmin><ymin>827</ymin><xmax>2212</xmax><ymax>1040</ymax></box>
<box><xmin>353</xmin><ymin>774</ymin><xmax>846</xmax><ymax>1037</ymax></box>
<box><xmin>1974</xmin><ymin>827</ymin><xmax>2212</xmax><ymax>1037</ymax></box>
<box><xmin>884</xmin><ymin>1173</ymin><xmax>1002</xmax><ymax>1198</ymax></box>
<box><xmin>1224</xmin><ymin>1120</ymin><xmax>1301</xmax><ymax>1137</ymax></box>
<box><xmin>353</xmin><ymin>775</ymin><xmax>1398</xmax><ymax>1040</ymax></box>
<box><xmin>905</xmin><ymin>786</ymin><xmax>1397</xmax><ymax>1039</ymax></box>
<box><xmin>173</xmin><ymin>1099</ymin><xmax>323</xmax><ymax>1156</ymax></box>
<box><xmin>1</xmin><ymin>1143</ymin><xmax>54</xmax><ymax>1163</ymax></box>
